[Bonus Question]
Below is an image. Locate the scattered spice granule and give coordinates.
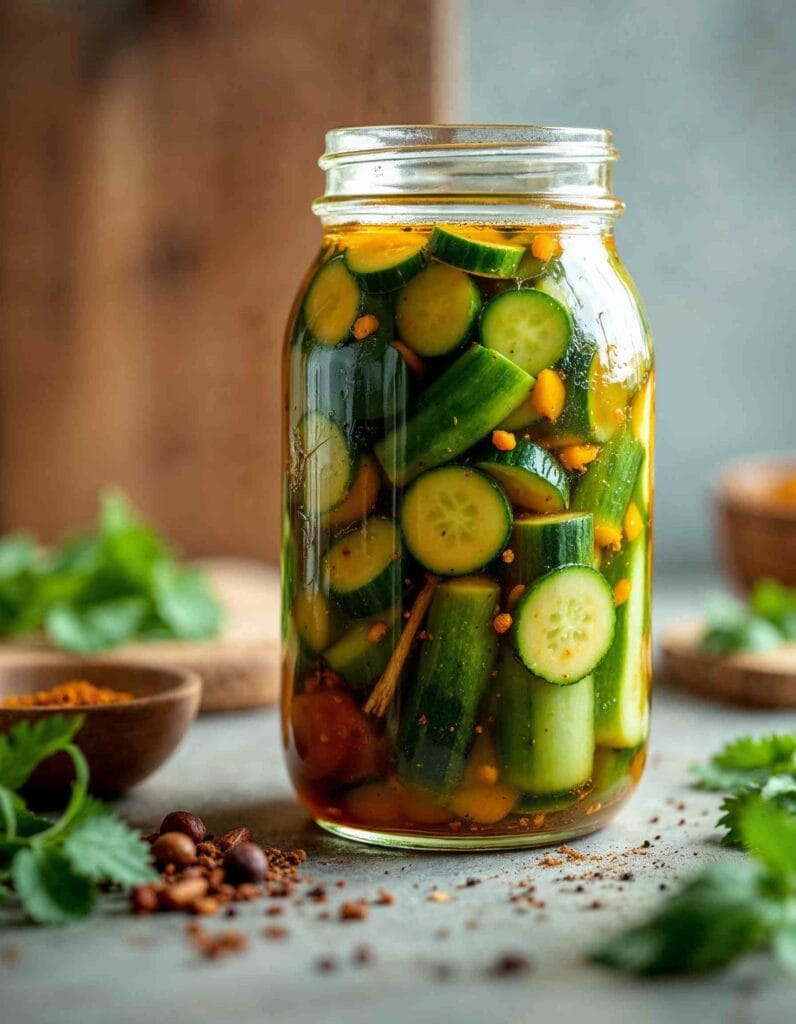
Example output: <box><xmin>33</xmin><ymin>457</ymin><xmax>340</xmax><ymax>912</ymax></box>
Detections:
<box><xmin>262</xmin><ymin>925</ymin><xmax>290</xmax><ymax>941</ymax></box>
<box><xmin>352</xmin><ymin>944</ymin><xmax>373</xmax><ymax>965</ymax></box>
<box><xmin>265</xmin><ymin>904</ymin><xmax>284</xmax><ymax>917</ymax></box>
<box><xmin>589</xmin><ymin>901</ymin><xmax>604</xmax><ymax>910</ymax></box>
<box><xmin>316</xmin><ymin>956</ymin><xmax>338</xmax><ymax>973</ymax></box>
<box><xmin>435</xmin><ymin>928</ymin><xmax>450</xmax><ymax>940</ymax></box>
<box><xmin>539</xmin><ymin>855</ymin><xmax>563</xmax><ymax>868</ymax></box>
<box><xmin>374</xmin><ymin>889</ymin><xmax>395</xmax><ymax>905</ymax></box>
<box><xmin>352</xmin><ymin>314</ymin><xmax>379</xmax><ymax>340</ymax></box>
<box><xmin>491</xmin><ymin>953</ymin><xmax>532</xmax><ymax>977</ymax></box>
<box><xmin>559</xmin><ymin>844</ymin><xmax>587</xmax><ymax>863</ymax></box>
<box><xmin>2</xmin><ymin>945</ymin><xmax>22</xmax><ymax>967</ymax></box>
<box><xmin>678</xmin><ymin>818</ymin><xmax>687</xmax><ymax>827</ymax></box>
<box><xmin>465</xmin><ymin>877</ymin><xmax>482</xmax><ymax>887</ymax></box>
<box><xmin>366</xmin><ymin>620</ymin><xmax>389</xmax><ymax>644</ymax></box>
<box><xmin>336</xmin><ymin>879</ymin><xmax>346</xmax><ymax>888</ymax></box>
<box><xmin>186</xmin><ymin>922</ymin><xmax>248</xmax><ymax>960</ymax></box>
<box><xmin>431</xmin><ymin>962</ymin><xmax>455</xmax><ymax>980</ymax></box>
<box><xmin>493</xmin><ymin>612</ymin><xmax>513</xmax><ymax>635</ymax></box>
<box><xmin>2</xmin><ymin>680</ymin><xmax>133</xmax><ymax>708</ymax></box>
<box><xmin>340</xmin><ymin>901</ymin><xmax>368</xmax><ymax>921</ymax></box>
<box><xmin>428</xmin><ymin>891</ymin><xmax>453</xmax><ymax>903</ymax></box>
<box><xmin>307</xmin><ymin>884</ymin><xmax>327</xmax><ymax>903</ymax></box>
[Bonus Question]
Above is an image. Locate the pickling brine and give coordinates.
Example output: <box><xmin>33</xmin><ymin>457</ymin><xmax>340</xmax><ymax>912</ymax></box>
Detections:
<box><xmin>281</xmin><ymin>127</ymin><xmax>653</xmax><ymax>849</ymax></box>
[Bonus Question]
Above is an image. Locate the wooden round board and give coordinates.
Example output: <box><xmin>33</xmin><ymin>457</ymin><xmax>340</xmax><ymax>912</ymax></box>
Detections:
<box><xmin>661</xmin><ymin>621</ymin><xmax>796</xmax><ymax>709</ymax></box>
<box><xmin>0</xmin><ymin>559</ymin><xmax>280</xmax><ymax>713</ymax></box>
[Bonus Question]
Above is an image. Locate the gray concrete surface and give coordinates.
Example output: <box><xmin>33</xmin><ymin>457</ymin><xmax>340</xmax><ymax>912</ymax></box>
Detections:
<box><xmin>2</xmin><ymin>573</ymin><xmax>794</xmax><ymax>1023</ymax></box>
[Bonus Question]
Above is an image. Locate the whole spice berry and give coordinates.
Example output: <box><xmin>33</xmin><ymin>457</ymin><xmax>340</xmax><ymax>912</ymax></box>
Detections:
<box><xmin>159</xmin><ymin>810</ymin><xmax>207</xmax><ymax>844</ymax></box>
<box><xmin>217</xmin><ymin>827</ymin><xmax>253</xmax><ymax>852</ymax></box>
<box><xmin>152</xmin><ymin>832</ymin><xmax>197</xmax><ymax>869</ymax></box>
<box><xmin>223</xmin><ymin>842</ymin><xmax>268</xmax><ymax>884</ymax></box>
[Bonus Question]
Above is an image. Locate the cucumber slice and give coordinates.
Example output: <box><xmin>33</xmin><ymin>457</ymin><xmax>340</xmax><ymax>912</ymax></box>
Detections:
<box><xmin>545</xmin><ymin>333</ymin><xmax>629</xmax><ymax>444</ymax></box>
<box><xmin>344</xmin><ymin>232</ymin><xmax>427</xmax><ymax>292</ymax></box>
<box><xmin>498</xmin><ymin>392</ymin><xmax>541</xmax><ymax>431</ymax></box>
<box><xmin>296</xmin><ymin>412</ymin><xmax>353</xmax><ymax>516</ymax></box>
<box><xmin>323</xmin><ymin>517</ymin><xmax>402</xmax><ymax>618</ymax></box>
<box><xmin>480</xmin><ymin>289</ymin><xmax>572</xmax><ymax>377</ymax></box>
<box><xmin>472</xmin><ymin>439</ymin><xmax>569</xmax><ymax>513</ymax></box>
<box><xmin>515</xmin><ymin>790</ymin><xmax>583</xmax><ymax>814</ymax></box>
<box><xmin>304</xmin><ymin>334</ymin><xmax>408</xmax><ymax>422</ymax></box>
<box><xmin>591</xmin><ymin>745</ymin><xmax>642</xmax><ymax>803</ymax></box>
<box><xmin>630</xmin><ymin>371</ymin><xmax>654</xmax><ymax>514</ymax></box>
<box><xmin>374</xmin><ymin>346</ymin><xmax>532</xmax><ymax>487</ymax></box>
<box><xmin>401</xmin><ymin>466</ymin><xmax>511</xmax><ymax>576</ymax></box>
<box><xmin>496</xmin><ymin>651</ymin><xmax>594</xmax><ymax>794</ymax></box>
<box><xmin>324</xmin><ymin>453</ymin><xmax>382</xmax><ymax>530</ymax></box>
<box><xmin>303</xmin><ymin>256</ymin><xmax>363</xmax><ymax>346</ymax></box>
<box><xmin>395</xmin><ymin>262</ymin><xmax>481</xmax><ymax>357</ymax></box>
<box><xmin>397</xmin><ymin>576</ymin><xmax>499</xmax><ymax>794</ymax></box>
<box><xmin>594</xmin><ymin>531</ymin><xmax>650</xmax><ymax>748</ymax></box>
<box><xmin>505</xmin><ymin>512</ymin><xmax>594</xmax><ymax>589</ymax></box>
<box><xmin>292</xmin><ymin>586</ymin><xmax>345</xmax><ymax>654</ymax></box>
<box><xmin>512</xmin><ymin>564</ymin><xmax>615</xmax><ymax>685</ymax></box>
<box><xmin>324</xmin><ymin>610</ymin><xmax>398</xmax><ymax>690</ymax></box>
<box><xmin>429</xmin><ymin>226</ymin><xmax>525</xmax><ymax>278</ymax></box>
<box><xmin>572</xmin><ymin>427</ymin><xmax>644</xmax><ymax>547</ymax></box>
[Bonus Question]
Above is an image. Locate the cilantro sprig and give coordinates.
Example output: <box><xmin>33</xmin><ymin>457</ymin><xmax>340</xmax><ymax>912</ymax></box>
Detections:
<box><xmin>0</xmin><ymin>491</ymin><xmax>221</xmax><ymax>654</ymax></box>
<box><xmin>700</xmin><ymin>580</ymin><xmax>796</xmax><ymax>656</ymax></box>
<box><xmin>0</xmin><ymin>716</ymin><xmax>156</xmax><ymax>924</ymax></box>
<box><xmin>592</xmin><ymin>731</ymin><xmax>796</xmax><ymax>976</ymax></box>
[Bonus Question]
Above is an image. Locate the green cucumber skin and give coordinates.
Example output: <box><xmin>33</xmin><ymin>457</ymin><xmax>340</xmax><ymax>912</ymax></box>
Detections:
<box><xmin>297</xmin><ymin>412</ymin><xmax>355</xmax><ymax>517</ymax></box>
<box><xmin>495</xmin><ymin>650</ymin><xmax>595</xmax><ymax>794</ymax></box>
<box><xmin>515</xmin><ymin>790</ymin><xmax>583</xmax><ymax>814</ymax></box>
<box><xmin>480</xmin><ymin>288</ymin><xmax>573</xmax><ymax>376</ymax></box>
<box><xmin>594</xmin><ymin>531</ymin><xmax>650</xmax><ymax>748</ymax></box>
<box><xmin>324</xmin><ymin>613</ymin><xmax>397</xmax><ymax>690</ymax></box>
<box><xmin>505</xmin><ymin>513</ymin><xmax>594</xmax><ymax>589</ymax></box>
<box><xmin>535</xmin><ymin>330</ymin><xmax>610</xmax><ymax>444</ymax></box>
<box><xmin>571</xmin><ymin>427</ymin><xmax>644</xmax><ymax>533</ymax></box>
<box><xmin>324</xmin><ymin>519</ymin><xmax>404</xmax><ymax>619</ymax></box>
<box><xmin>395</xmin><ymin>264</ymin><xmax>482</xmax><ymax>358</ymax></box>
<box><xmin>346</xmin><ymin>250</ymin><xmax>427</xmax><ymax>293</ymax></box>
<box><xmin>302</xmin><ymin>256</ymin><xmax>363</xmax><ymax>347</ymax></box>
<box><xmin>472</xmin><ymin>439</ymin><xmax>569</xmax><ymax>512</ymax></box>
<box><xmin>397</xmin><ymin>578</ymin><xmax>500</xmax><ymax>794</ymax></box>
<box><xmin>374</xmin><ymin>346</ymin><xmax>533</xmax><ymax>486</ymax></box>
<box><xmin>591</xmin><ymin>745</ymin><xmax>641</xmax><ymax>803</ymax></box>
<box><xmin>428</xmin><ymin>227</ymin><xmax>524</xmax><ymax>278</ymax></box>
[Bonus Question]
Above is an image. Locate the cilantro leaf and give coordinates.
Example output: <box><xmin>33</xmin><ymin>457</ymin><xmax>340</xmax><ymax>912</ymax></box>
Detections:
<box><xmin>592</xmin><ymin>862</ymin><xmax>772</xmax><ymax>975</ymax></box>
<box><xmin>0</xmin><ymin>715</ymin><xmax>83</xmax><ymax>791</ymax></box>
<box><xmin>692</xmin><ymin>733</ymin><xmax>796</xmax><ymax>793</ymax></box>
<box><xmin>63</xmin><ymin>811</ymin><xmax>157</xmax><ymax>887</ymax></box>
<box><xmin>45</xmin><ymin>596</ymin><xmax>148</xmax><ymax>654</ymax></box>
<box><xmin>11</xmin><ymin>847</ymin><xmax>96</xmax><ymax>924</ymax></box>
<box><xmin>740</xmin><ymin>798</ymin><xmax>796</xmax><ymax>880</ymax></box>
<box><xmin>750</xmin><ymin>579</ymin><xmax>796</xmax><ymax>641</ymax></box>
<box><xmin>719</xmin><ymin>778</ymin><xmax>796</xmax><ymax>846</ymax></box>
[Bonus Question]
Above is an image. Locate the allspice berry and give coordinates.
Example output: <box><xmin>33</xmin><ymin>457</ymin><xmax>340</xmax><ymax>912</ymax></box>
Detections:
<box><xmin>159</xmin><ymin>810</ymin><xmax>207</xmax><ymax>844</ymax></box>
<box><xmin>223</xmin><ymin>842</ymin><xmax>268</xmax><ymax>885</ymax></box>
<box><xmin>152</xmin><ymin>831</ymin><xmax>197</xmax><ymax>869</ymax></box>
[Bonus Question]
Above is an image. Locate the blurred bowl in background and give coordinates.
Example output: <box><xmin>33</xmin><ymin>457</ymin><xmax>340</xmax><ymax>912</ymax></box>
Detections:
<box><xmin>0</xmin><ymin>661</ymin><xmax>201</xmax><ymax>802</ymax></box>
<box><xmin>717</xmin><ymin>455</ymin><xmax>796</xmax><ymax>590</ymax></box>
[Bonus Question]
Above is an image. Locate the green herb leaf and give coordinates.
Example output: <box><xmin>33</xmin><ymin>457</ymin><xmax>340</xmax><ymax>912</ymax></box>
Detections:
<box><xmin>750</xmin><ymin>579</ymin><xmax>796</xmax><ymax>641</ymax></box>
<box><xmin>0</xmin><ymin>715</ymin><xmax>83</xmax><ymax>791</ymax></box>
<box><xmin>591</xmin><ymin>862</ymin><xmax>772</xmax><ymax>975</ymax></box>
<box><xmin>0</xmin><ymin>881</ymin><xmax>10</xmax><ymax>905</ymax></box>
<box><xmin>0</xmin><ymin>534</ymin><xmax>41</xmax><ymax>578</ymax></box>
<box><xmin>153</xmin><ymin>562</ymin><xmax>221</xmax><ymax>640</ymax></box>
<box><xmin>773</xmin><ymin>920</ymin><xmax>796</xmax><ymax>972</ymax></box>
<box><xmin>11</xmin><ymin>847</ymin><xmax>96</xmax><ymax>924</ymax></box>
<box><xmin>45</xmin><ymin>597</ymin><xmax>148</xmax><ymax>654</ymax></box>
<box><xmin>719</xmin><ymin>777</ymin><xmax>796</xmax><ymax>846</ymax></box>
<box><xmin>63</xmin><ymin>811</ymin><xmax>157</xmax><ymax>887</ymax></box>
<box><xmin>740</xmin><ymin>797</ymin><xmax>796</xmax><ymax>879</ymax></box>
<box><xmin>692</xmin><ymin>733</ymin><xmax>796</xmax><ymax>793</ymax></box>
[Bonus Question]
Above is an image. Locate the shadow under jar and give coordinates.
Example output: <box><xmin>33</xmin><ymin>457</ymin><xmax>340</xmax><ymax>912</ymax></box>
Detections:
<box><xmin>281</xmin><ymin>126</ymin><xmax>654</xmax><ymax>850</ymax></box>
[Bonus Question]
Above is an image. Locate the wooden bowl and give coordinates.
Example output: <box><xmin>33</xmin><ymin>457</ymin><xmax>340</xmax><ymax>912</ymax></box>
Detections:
<box><xmin>0</xmin><ymin>661</ymin><xmax>202</xmax><ymax>801</ymax></box>
<box><xmin>716</xmin><ymin>456</ymin><xmax>796</xmax><ymax>590</ymax></box>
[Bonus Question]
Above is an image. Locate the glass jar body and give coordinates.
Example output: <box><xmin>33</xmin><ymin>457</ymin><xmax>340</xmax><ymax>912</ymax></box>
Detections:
<box><xmin>282</xmin><ymin>215</ymin><xmax>653</xmax><ymax>850</ymax></box>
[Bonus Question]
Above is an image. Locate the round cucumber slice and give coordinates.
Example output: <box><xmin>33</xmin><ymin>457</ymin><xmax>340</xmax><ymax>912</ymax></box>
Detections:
<box><xmin>401</xmin><ymin>466</ymin><xmax>511</xmax><ymax>576</ymax></box>
<box><xmin>480</xmin><ymin>289</ymin><xmax>572</xmax><ymax>377</ymax></box>
<box><xmin>512</xmin><ymin>564</ymin><xmax>615</xmax><ymax>685</ymax></box>
<box><xmin>395</xmin><ymin>262</ymin><xmax>481</xmax><ymax>357</ymax></box>
<box><xmin>473</xmin><ymin>439</ymin><xmax>569</xmax><ymax>513</ymax></box>
<box><xmin>344</xmin><ymin>232</ymin><xmax>427</xmax><ymax>292</ymax></box>
<box><xmin>324</xmin><ymin>453</ymin><xmax>382</xmax><ymax>529</ymax></box>
<box><xmin>303</xmin><ymin>256</ymin><xmax>363</xmax><ymax>346</ymax></box>
<box><xmin>429</xmin><ymin>226</ymin><xmax>525</xmax><ymax>278</ymax></box>
<box><xmin>323</xmin><ymin>610</ymin><xmax>398</xmax><ymax>690</ymax></box>
<box><xmin>297</xmin><ymin>412</ymin><xmax>353</xmax><ymax>516</ymax></box>
<box><xmin>323</xmin><ymin>517</ymin><xmax>402</xmax><ymax>617</ymax></box>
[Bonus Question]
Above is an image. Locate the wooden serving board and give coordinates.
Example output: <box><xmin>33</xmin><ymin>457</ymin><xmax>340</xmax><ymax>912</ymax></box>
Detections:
<box><xmin>661</xmin><ymin>621</ymin><xmax>796</xmax><ymax>709</ymax></box>
<box><xmin>0</xmin><ymin>560</ymin><xmax>280</xmax><ymax>713</ymax></box>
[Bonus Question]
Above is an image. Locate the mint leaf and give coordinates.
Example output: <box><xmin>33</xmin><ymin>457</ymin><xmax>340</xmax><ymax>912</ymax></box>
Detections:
<box><xmin>592</xmin><ymin>862</ymin><xmax>772</xmax><ymax>975</ymax></box>
<box><xmin>11</xmin><ymin>847</ymin><xmax>96</xmax><ymax>924</ymax></box>
<box><xmin>740</xmin><ymin>798</ymin><xmax>796</xmax><ymax>879</ymax></box>
<box><xmin>45</xmin><ymin>597</ymin><xmax>147</xmax><ymax>654</ymax></box>
<box><xmin>153</xmin><ymin>562</ymin><xmax>221</xmax><ymax>640</ymax></box>
<box><xmin>64</xmin><ymin>811</ymin><xmax>157</xmax><ymax>887</ymax></box>
<box><xmin>0</xmin><ymin>714</ymin><xmax>83</xmax><ymax>790</ymax></box>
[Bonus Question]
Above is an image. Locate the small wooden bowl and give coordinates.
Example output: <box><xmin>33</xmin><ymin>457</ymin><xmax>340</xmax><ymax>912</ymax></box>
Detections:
<box><xmin>716</xmin><ymin>456</ymin><xmax>796</xmax><ymax>590</ymax></box>
<box><xmin>0</xmin><ymin>661</ymin><xmax>202</xmax><ymax>800</ymax></box>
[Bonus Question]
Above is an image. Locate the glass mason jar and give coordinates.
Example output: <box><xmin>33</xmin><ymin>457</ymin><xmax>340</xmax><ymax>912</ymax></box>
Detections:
<box><xmin>281</xmin><ymin>126</ymin><xmax>653</xmax><ymax>849</ymax></box>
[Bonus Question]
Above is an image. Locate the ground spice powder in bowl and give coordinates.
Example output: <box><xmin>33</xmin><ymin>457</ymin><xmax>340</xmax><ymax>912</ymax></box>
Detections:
<box><xmin>1</xmin><ymin>679</ymin><xmax>134</xmax><ymax>708</ymax></box>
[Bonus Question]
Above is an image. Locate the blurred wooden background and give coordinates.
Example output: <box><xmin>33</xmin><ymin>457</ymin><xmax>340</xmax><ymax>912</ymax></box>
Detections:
<box><xmin>0</xmin><ymin>0</ymin><xmax>435</xmax><ymax>562</ymax></box>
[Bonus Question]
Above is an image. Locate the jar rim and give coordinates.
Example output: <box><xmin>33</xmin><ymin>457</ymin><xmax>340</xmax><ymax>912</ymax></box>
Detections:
<box><xmin>321</xmin><ymin>124</ymin><xmax>617</xmax><ymax>165</ymax></box>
